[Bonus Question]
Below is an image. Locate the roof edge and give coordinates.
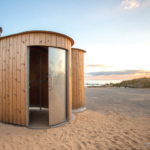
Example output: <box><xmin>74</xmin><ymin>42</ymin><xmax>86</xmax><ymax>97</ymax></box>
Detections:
<box><xmin>71</xmin><ymin>48</ymin><xmax>86</xmax><ymax>53</ymax></box>
<box><xmin>0</xmin><ymin>30</ymin><xmax>74</xmax><ymax>46</ymax></box>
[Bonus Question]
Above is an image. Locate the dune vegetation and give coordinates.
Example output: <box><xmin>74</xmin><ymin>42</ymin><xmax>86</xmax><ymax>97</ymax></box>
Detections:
<box><xmin>112</xmin><ymin>77</ymin><xmax>150</xmax><ymax>88</ymax></box>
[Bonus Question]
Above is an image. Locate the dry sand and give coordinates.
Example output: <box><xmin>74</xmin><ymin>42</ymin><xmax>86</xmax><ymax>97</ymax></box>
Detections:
<box><xmin>0</xmin><ymin>88</ymin><xmax>150</xmax><ymax>150</ymax></box>
<box><xmin>0</xmin><ymin>110</ymin><xmax>150</xmax><ymax>150</ymax></box>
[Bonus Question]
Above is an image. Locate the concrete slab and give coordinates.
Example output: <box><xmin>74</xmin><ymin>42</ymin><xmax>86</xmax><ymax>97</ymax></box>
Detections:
<box><xmin>28</xmin><ymin>108</ymin><xmax>49</xmax><ymax>129</ymax></box>
<box><xmin>70</xmin><ymin>114</ymin><xmax>76</xmax><ymax>120</ymax></box>
<box><xmin>28</xmin><ymin>108</ymin><xmax>76</xmax><ymax>129</ymax></box>
<box><xmin>72</xmin><ymin>107</ymin><xmax>86</xmax><ymax>113</ymax></box>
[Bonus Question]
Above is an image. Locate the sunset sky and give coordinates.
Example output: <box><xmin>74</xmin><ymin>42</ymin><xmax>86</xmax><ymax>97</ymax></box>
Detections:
<box><xmin>0</xmin><ymin>0</ymin><xmax>150</xmax><ymax>80</ymax></box>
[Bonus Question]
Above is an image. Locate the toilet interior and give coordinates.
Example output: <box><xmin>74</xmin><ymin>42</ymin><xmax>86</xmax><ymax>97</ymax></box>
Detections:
<box><xmin>29</xmin><ymin>46</ymin><xmax>49</xmax><ymax>128</ymax></box>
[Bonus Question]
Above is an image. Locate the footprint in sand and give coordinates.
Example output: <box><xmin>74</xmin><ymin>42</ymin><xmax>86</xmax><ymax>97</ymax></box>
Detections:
<box><xmin>113</xmin><ymin>136</ymin><xmax>119</xmax><ymax>141</ymax></box>
<box><xmin>77</xmin><ymin>143</ymin><xmax>83</xmax><ymax>150</ymax></box>
<box><xmin>124</xmin><ymin>131</ymin><xmax>129</xmax><ymax>135</ymax></box>
<box><xmin>124</xmin><ymin>136</ymin><xmax>139</xmax><ymax>146</ymax></box>
<box><xmin>93</xmin><ymin>142</ymin><xmax>103</xmax><ymax>149</ymax></box>
<box><xmin>81</xmin><ymin>141</ymin><xmax>87</xmax><ymax>147</ymax></box>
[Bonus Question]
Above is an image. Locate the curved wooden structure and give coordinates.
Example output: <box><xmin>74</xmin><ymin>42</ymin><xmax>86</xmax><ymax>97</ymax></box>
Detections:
<box><xmin>0</xmin><ymin>31</ymin><xmax>73</xmax><ymax>126</ymax></box>
<box><xmin>71</xmin><ymin>48</ymin><xmax>86</xmax><ymax>109</ymax></box>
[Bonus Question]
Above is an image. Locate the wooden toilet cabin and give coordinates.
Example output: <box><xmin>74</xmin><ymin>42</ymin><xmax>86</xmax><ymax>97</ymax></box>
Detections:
<box><xmin>0</xmin><ymin>30</ymin><xmax>86</xmax><ymax>127</ymax></box>
<box><xmin>71</xmin><ymin>48</ymin><xmax>86</xmax><ymax>109</ymax></box>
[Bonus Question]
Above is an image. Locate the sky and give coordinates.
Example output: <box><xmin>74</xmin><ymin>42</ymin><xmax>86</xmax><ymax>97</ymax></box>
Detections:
<box><xmin>0</xmin><ymin>0</ymin><xmax>150</xmax><ymax>80</ymax></box>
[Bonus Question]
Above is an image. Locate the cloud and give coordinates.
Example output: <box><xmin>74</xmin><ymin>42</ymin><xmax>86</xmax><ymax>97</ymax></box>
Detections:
<box><xmin>85</xmin><ymin>70</ymin><xmax>150</xmax><ymax>76</ymax></box>
<box><xmin>121</xmin><ymin>0</ymin><xmax>140</xmax><ymax>9</ymax></box>
<box><xmin>142</xmin><ymin>0</ymin><xmax>150</xmax><ymax>7</ymax></box>
<box><xmin>85</xmin><ymin>64</ymin><xmax>113</xmax><ymax>69</ymax></box>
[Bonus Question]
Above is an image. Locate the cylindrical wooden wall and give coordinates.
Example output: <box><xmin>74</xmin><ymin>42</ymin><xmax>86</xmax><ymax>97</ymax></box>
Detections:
<box><xmin>0</xmin><ymin>31</ymin><xmax>74</xmax><ymax>126</ymax></box>
<box><xmin>71</xmin><ymin>48</ymin><xmax>86</xmax><ymax>109</ymax></box>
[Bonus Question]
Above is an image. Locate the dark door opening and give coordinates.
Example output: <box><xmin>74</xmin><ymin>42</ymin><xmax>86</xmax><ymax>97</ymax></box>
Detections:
<box><xmin>29</xmin><ymin>46</ymin><xmax>49</xmax><ymax>128</ymax></box>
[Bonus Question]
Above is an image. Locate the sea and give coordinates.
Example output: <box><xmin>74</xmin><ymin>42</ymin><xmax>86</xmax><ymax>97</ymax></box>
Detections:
<box><xmin>84</xmin><ymin>80</ymin><xmax>123</xmax><ymax>86</ymax></box>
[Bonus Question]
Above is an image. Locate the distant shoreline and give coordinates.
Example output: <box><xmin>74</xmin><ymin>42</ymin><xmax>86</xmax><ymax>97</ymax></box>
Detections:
<box><xmin>84</xmin><ymin>77</ymin><xmax>150</xmax><ymax>88</ymax></box>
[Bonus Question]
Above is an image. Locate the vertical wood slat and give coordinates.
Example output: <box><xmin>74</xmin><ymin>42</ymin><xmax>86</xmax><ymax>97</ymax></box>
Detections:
<box><xmin>17</xmin><ymin>35</ymin><xmax>21</xmax><ymax>124</ymax></box>
<box><xmin>61</xmin><ymin>37</ymin><xmax>65</xmax><ymax>48</ymax></box>
<box><xmin>76</xmin><ymin>50</ymin><xmax>79</xmax><ymax>108</ymax></box>
<box><xmin>45</xmin><ymin>34</ymin><xmax>51</xmax><ymax>46</ymax></box>
<box><xmin>78</xmin><ymin>51</ymin><xmax>80</xmax><ymax>107</ymax></box>
<box><xmin>29</xmin><ymin>33</ymin><xmax>35</xmax><ymax>46</ymax></box>
<box><xmin>0</xmin><ymin>40</ymin><xmax>2</xmax><ymax>121</ymax></box>
<box><xmin>9</xmin><ymin>37</ymin><xmax>13</xmax><ymax>123</ymax></box>
<box><xmin>79</xmin><ymin>51</ymin><xmax>82</xmax><ymax>107</ymax></box>
<box><xmin>34</xmin><ymin>33</ymin><xmax>39</xmax><ymax>45</ymax></box>
<box><xmin>82</xmin><ymin>53</ymin><xmax>84</xmax><ymax>107</ymax></box>
<box><xmin>57</xmin><ymin>35</ymin><xmax>61</xmax><ymax>48</ymax></box>
<box><xmin>21</xmin><ymin>34</ymin><xmax>26</xmax><ymax>125</ymax></box>
<box><xmin>71</xmin><ymin>50</ymin><xmax>74</xmax><ymax>108</ymax></box>
<box><xmin>74</xmin><ymin>50</ymin><xmax>77</xmax><ymax>108</ymax></box>
<box><xmin>73</xmin><ymin>50</ymin><xmax>77</xmax><ymax>108</ymax></box>
<box><xmin>79</xmin><ymin>52</ymin><xmax>82</xmax><ymax>107</ymax></box>
<box><xmin>25</xmin><ymin>34</ymin><xmax>29</xmax><ymax>126</ymax></box>
<box><xmin>64</xmin><ymin>38</ymin><xmax>68</xmax><ymax>50</ymax></box>
<box><xmin>5</xmin><ymin>38</ymin><xmax>9</xmax><ymax>122</ymax></box>
<box><xmin>68</xmin><ymin>40</ymin><xmax>72</xmax><ymax>119</ymax></box>
<box><xmin>81</xmin><ymin>52</ymin><xmax>84</xmax><ymax>107</ymax></box>
<box><xmin>51</xmin><ymin>34</ymin><xmax>56</xmax><ymax>47</ymax></box>
<box><xmin>2</xmin><ymin>39</ymin><xmax>6</xmax><ymax>121</ymax></box>
<box><xmin>39</xmin><ymin>33</ymin><xmax>46</xmax><ymax>46</ymax></box>
<box><xmin>13</xmin><ymin>36</ymin><xmax>17</xmax><ymax>124</ymax></box>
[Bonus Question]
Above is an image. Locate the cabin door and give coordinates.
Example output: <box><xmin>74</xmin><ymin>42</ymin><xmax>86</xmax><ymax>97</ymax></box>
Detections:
<box><xmin>48</xmin><ymin>47</ymin><xmax>67</xmax><ymax>126</ymax></box>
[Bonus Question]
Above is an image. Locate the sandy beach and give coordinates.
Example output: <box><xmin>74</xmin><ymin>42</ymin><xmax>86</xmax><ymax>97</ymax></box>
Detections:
<box><xmin>0</xmin><ymin>87</ymin><xmax>150</xmax><ymax>150</ymax></box>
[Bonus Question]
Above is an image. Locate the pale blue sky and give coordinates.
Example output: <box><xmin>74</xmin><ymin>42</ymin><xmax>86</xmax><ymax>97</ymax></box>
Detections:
<box><xmin>0</xmin><ymin>0</ymin><xmax>150</xmax><ymax>79</ymax></box>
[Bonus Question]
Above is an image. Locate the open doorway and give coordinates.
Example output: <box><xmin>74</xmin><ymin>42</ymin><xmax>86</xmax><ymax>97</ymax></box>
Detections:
<box><xmin>28</xmin><ymin>46</ymin><xmax>49</xmax><ymax>128</ymax></box>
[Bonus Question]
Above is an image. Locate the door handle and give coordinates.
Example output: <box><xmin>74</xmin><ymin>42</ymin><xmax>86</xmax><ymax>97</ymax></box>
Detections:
<box><xmin>49</xmin><ymin>74</ymin><xmax>53</xmax><ymax>90</ymax></box>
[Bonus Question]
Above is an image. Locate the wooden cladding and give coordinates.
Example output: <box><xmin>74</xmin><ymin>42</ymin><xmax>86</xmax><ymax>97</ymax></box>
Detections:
<box><xmin>71</xmin><ymin>48</ymin><xmax>85</xmax><ymax>109</ymax></box>
<box><xmin>0</xmin><ymin>32</ymin><xmax>72</xmax><ymax>126</ymax></box>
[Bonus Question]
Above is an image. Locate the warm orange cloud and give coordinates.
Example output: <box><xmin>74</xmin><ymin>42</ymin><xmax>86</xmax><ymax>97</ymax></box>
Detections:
<box><xmin>85</xmin><ymin>70</ymin><xmax>150</xmax><ymax>80</ymax></box>
<box><xmin>121</xmin><ymin>0</ymin><xmax>140</xmax><ymax>9</ymax></box>
<box><xmin>85</xmin><ymin>74</ymin><xmax>150</xmax><ymax>80</ymax></box>
<box><xmin>85</xmin><ymin>64</ymin><xmax>113</xmax><ymax>69</ymax></box>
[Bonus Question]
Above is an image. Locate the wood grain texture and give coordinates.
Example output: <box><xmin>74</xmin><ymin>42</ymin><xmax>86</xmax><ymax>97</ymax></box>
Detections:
<box><xmin>68</xmin><ymin>40</ymin><xmax>72</xmax><ymax>119</ymax></box>
<box><xmin>9</xmin><ymin>37</ymin><xmax>13</xmax><ymax>123</ymax></box>
<box><xmin>52</xmin><ymin>34</ymin><xmax>57</xmax><ymax>47</ymax></box>
<box><xmin>39</xmin><ymin>33</ymin><xmax>46</xmax><ymax>46</ymax></box>
<box><xmin>0</xmin><ymin>40</ymin><xmax>2</xmax><ymax>121</ymax></box>
<box><xmin>12</xmin><ymin>36</ymin><xmax>17</xmax><ymax>124</ymax></box>
<box><xmin>0</xmin><ymin>31</ymin><xmax>73</xmax><ymax>126</ymax></box>
<box><xmin>25</xmin><ymin>34</ymin><xmax>29</xmax><ymax>126</ymax></box>
<box><xmin>76</xmin><ymin>50</ymin><xmax>79</xmax><ymax>108</ymax></box>
<box><xmin>35</xmin><ymin>33</ymin><xmax>39</xmax><ymax>45</ymax></box>
<box><xmin>2</xmin><ymin>39</ymin><xmax>6</xmax><ymax>122</ymax></box>
<box><xmin>21</xmin><ymin>34</ymin><xmax>26</xmax><ymax>125</ymax></box>
<box><xmin>79</xmin><ymin>51</ymin><xmax>82</xmax><ymax>107</ymax></box>
<box><xmin>71</xmin><ymin>50</ymin><xmax>75</xmax><ymax>109</ymax></box>
<box><xmin>46</xmin><ymin>34</ymin><xmax>51</xmax><ymax>46</ymax></box>
<box><xmin>0</xmin><ymin>31</ymin><xmax>74</xmax><ymax>46</ymax></box>
<box><xmin>16</xmin><ymin>35</ymin><xmax>21</xmax><ymax>125</ymax></box>
<box><xmin>71</xmin><ymin>48</ymin><xmax>86</xmax><ymax>109</ymax></box>
<box><xmin>81</xmin><ymin>52</ymin><xmax>84</xmax><ymax>107</ymax></box>
<box><xmin>6</xmin><ymin>38</ymin><xmax>9</xmax><ymax>122</ymax></box>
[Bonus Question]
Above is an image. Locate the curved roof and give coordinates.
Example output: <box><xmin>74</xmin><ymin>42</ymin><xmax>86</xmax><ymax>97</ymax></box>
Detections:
<box><xmin>0</xmin><ymin>30</ymin><xmax>74</xmax><ymax>46</ymax></box>
<box><xmin>71</xmin><ymin>48</ymin><xmax>86</xmax><ymax>53</ymax></box>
